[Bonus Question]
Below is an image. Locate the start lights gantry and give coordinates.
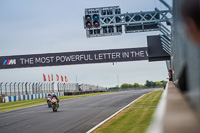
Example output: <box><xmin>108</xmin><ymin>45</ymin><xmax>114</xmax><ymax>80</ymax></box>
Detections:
<box><xmin>83</xmin><ymin>6</ymin><xmax>122</xmax><ymax>38</ymax></box>
<box><xmin>83</xmin><ymin>6</ymin><xmax>172</xmax><ymax>38</ymax></box>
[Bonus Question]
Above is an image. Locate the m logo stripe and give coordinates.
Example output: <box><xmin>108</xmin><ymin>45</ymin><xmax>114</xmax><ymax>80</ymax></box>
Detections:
<box><xmin>9</xmin><ymin>59</ymin><xmax>16</xmax><ymax>65</ymax></box>
<box><xmin>7</xmin><ymin>60</ymin><xmax>11</xmax><ymax>65</ymax></box>
<box><xmin>3</xmin><ymin>60</ymin><xmax>8</xmax><ymax>65</ymax></box>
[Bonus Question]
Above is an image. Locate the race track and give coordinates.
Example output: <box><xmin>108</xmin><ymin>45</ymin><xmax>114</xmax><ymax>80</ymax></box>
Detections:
<box><xmin>0</xmin><ymin>89</ymin><xmax>157</xmax><ymax>133</ymax></box>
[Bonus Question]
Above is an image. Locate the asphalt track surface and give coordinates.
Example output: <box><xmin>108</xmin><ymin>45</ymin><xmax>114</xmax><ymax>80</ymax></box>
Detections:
<box><xmin>0</xmin><ymin>89</ymin><xmax>157</xmax><ymax>133</ymax></box>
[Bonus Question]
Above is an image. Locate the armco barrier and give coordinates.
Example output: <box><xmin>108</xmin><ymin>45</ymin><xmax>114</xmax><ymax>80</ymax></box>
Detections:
<box><xmin>4</xmin><ymin>92</ymin><xmax>64</xmax><ymax>103</ymax></box>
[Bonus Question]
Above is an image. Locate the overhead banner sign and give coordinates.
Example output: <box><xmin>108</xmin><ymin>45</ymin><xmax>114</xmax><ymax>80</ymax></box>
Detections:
<box><xmin>0</xmin><ymin>47</ymin><xmax>148</xmax><ymax>69</ymax></box>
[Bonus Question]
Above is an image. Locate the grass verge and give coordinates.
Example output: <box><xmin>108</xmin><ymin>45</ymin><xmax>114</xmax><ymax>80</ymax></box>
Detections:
<box><xmin>0</xmin><ymin>92</ymin><xmax>113</xmax><ymax>113</ymax></box>
<box><xmin>93</xmin><ymin>90</ymin><xmax>163</xmax><ymax>133</ymax></box>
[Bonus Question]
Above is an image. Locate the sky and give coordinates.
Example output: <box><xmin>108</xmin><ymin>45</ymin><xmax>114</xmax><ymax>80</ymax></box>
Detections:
<box><xmin>0</xmin><ymin>0</ymin><xmax>172</xmax><ymax>87</ymax></box>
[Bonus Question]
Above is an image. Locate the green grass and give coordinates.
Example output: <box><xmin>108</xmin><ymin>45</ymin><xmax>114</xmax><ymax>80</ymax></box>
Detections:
<box><xmin>0</xmin><ymin>92</ymin><xmax>113</xmax><ymax>113</ymax></box>
<box><xmin>93</xmin><ymin>90</ymin><xmax>163</xmax><ymax>133</ymax></box>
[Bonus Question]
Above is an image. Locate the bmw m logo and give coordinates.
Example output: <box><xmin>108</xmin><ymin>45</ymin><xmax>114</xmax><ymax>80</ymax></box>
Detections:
<box><xmin>3</xmin><ymin>59</ymin><xmax>16</xmax><ymax>65</ymax></box>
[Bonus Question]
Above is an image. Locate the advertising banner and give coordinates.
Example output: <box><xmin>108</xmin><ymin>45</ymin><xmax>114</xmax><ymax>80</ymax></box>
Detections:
<box><xmin>0</xmin><ymin>47</ymin><xmax>148</xmax><ymax>69</ymax></box>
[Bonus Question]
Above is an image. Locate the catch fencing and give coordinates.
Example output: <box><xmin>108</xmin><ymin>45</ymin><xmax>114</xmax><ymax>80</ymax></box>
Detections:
<box><xmin>0</xmin><ymin>82</ymin><xmax>106</xmax><ymax>103</ymax></box>
<box><xmin>0</xmin><ymin>82</ymin><xmax>107</xmax><ymax>96</ymax></box>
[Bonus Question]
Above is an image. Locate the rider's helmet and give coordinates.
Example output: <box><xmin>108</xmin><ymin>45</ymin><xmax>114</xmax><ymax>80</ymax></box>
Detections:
<box><xmin>48</xmin><ymin>93</ymin><xmax>51</xmax><ymax>96</ymax></box>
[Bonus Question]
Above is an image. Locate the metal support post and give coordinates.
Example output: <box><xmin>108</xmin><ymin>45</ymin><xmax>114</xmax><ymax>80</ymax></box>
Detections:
<box><xmin>14</xmin><ymin>82</ymin><xmax>16</xmax><ymax>95</ymax></box>
<box><xmin>10</xmin><ymin>82</ymin><xmax>12</xmax><ymax>96</ymax></box>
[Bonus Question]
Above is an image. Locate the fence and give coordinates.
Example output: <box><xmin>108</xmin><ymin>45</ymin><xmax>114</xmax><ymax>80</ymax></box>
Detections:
<box><xmin>0</xmin><ymin>82</ymin><xmax>55</xmax><ymax>96</ymax></box>
<box><xmin>0</xmin><ymin>82</ymin><xmax>107</xmax><ymax>96</ymax></box>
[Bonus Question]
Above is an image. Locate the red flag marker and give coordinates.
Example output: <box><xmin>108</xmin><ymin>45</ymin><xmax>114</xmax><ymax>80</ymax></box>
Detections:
<box><xmin>65</xmin><ymin>76</ymin><xmax>68</xmax><ymax>82</ymax></box>
<box><xmin>51</xmin><ymin>74</ymin><xmax>53</xmax><ymax>81</ymax></box>
<box><xmin>61</xmin><ymin>75</ymin><xmax>64</xmax><ymax>82</ymax></box>
<box><xmin>43</xmin><ymin>74</ymin><xmax>46</xmax><ymax>81</ymax></box>
<box><xmin>56</xmin><ymin>74</ymin><xmax>59</xmax><ymax>81</ymax></box>
<box><xmin>48</xmin><ymin>75</ymin><xmax>50</xmax><ymax>81</ymax></box>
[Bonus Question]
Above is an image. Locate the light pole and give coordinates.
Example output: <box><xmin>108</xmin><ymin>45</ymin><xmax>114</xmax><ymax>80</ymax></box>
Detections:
<box><xmin>117</xmin><ymin>75</ymin><xmax>119</xmax><ymax>88</ymax></box>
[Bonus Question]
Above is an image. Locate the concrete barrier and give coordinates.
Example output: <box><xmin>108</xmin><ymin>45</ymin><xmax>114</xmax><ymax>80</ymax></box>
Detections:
<box><xmin>147</xmin><ymin>82</ymin><xmax>200</xmax><ymax>133</ymax></box>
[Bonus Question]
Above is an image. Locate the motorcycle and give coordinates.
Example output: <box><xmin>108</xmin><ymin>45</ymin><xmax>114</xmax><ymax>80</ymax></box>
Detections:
<box><xmin>51</xmin><ymin>97</ymin><xmax>59</xmax><ymax>112</ymax></box>
<box><xmin>47</xmin><ymin>97</ymin><xmax>52</xmax><ymax>108</ymax></box>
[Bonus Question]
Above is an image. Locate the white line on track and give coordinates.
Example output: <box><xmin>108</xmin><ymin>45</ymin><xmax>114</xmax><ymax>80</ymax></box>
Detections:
<box><xmin>86</xmin><ymin>93</ymin><xmax>147</xmax><ymax>133</ymax></box>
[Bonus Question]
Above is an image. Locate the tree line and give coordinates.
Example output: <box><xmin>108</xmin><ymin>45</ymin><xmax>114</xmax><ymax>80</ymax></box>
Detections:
<box><xmin>109</xmin><ymin>80</ymin><xmax>167</xmax><ymax>89</ymax></box>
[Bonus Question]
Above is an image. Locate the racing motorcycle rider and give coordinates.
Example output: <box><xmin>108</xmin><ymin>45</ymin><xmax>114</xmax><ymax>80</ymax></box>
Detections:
<box><xmin>46</xmin><ymin>93</ymin><xmax>52</xmax><ymax>103</ymax></box>
<box><xmin>51</xmin><ymin>94</ymin><xmax>60</xmax><ymax>107</ymax></box>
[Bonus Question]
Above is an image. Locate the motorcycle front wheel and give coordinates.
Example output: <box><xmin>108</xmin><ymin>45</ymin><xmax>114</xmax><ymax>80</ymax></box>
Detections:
<box><xmin>52</xmin><ymin>104</ymin><xmax>56</xmax><ymax>112</ymax></box>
